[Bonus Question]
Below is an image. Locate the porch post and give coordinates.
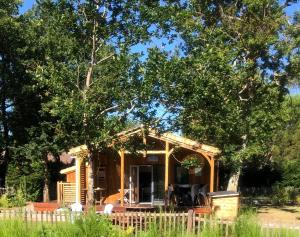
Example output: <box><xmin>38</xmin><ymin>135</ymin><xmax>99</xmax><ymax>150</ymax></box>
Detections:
<box><xmin>120</xmin><ymin>150</ymin><xmax>125</xmax><ymax>207</ymax></box>
<box><xmin>75</xmin><ymin>157</ymin><xmax>82</xmax><ymax>203</ymax></box>
<box><xmin>164</xmin><ymin>141</ymin><xmax>170</xmax><ymax>204</ymax></box>
<box><xmin>209</xmin><ymin>158</ymin><xmax>215</xmax><ymax>192</ymax></box>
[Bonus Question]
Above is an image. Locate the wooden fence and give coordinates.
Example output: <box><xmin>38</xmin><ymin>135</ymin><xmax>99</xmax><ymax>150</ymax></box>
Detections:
<box><xmin>0</xmin><ymin>209</ymin><xmax>299</xmax><ymax>236</ymax></box>
<box><xmin>57</xmin><ymin>182</ymin><xmax>76</xmax><ymax>204</ymax></box>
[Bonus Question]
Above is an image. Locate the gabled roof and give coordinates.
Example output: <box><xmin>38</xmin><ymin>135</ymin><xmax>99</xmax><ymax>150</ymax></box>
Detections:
<box><xmin>60</xmin><ymin>166</ymin><xmax>76</xmax><ymax>174</ymax></box>
<box><xmin>149</xmin><ymin>131</ymin><xmax>220</xmax><ymax>156</ymax></box>
<box><xmin>68</xmin><ymin>126</ymin><xmax>221</xmax><ymax>157</ymax></box>
<box><xmin>117</xmin><ymin>126</ymin><xmax>220</xmax><ymax>156</ymax></box>
<box><xmin>60</xmin><ymin>162</ymin><xmax>88</xmax><ymax>174</ymax></box>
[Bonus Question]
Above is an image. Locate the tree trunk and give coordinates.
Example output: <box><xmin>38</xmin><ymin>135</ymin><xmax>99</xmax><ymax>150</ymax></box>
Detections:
<box><xmin>0</xmin><ymin>162</ymin><xmax>7</xmax><ymax>187</ymax></box>
<box><xmin>227</xmin><ymin>134</ymin><xmax>247</xmax><ymax>192</ymax></box>
<box><xmin>226</xmin><ymin>170</ymin><xmax>241</xmax><ymax>192</ymax></box>
<box><xmin>43</xmin><ymin>178</ymin><xmax>50</xmax><ymax>202</ymax></box>
<box><xmin>43</xmin><ymin>156</ymin><xmax>50</xmax><ymax>202</ymax></box>
<box><xmin>83</xmin><ymin>16</ymin><xmax>97</xmax><ymax>207</ymax></box>
<box><xmin>87</xmin><ymin>154</ymin><xmax>94</xmax><ymax>207</ymax></box>
<box><xmin>0</xmin><ymin>85</ymin><xmax>9</xmax><ymax>188</ymax></box>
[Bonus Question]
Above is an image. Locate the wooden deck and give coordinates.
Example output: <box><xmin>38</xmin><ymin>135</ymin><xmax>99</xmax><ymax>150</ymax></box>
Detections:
<box><xmin>93</xmin><ymin>204</ymin><xmax>211</xmax><ymax>214</ymax></box>
<box><xmin>28</xmin><ymin>202</ymin><xmax>211</xmax><ymax>214</ymax></box>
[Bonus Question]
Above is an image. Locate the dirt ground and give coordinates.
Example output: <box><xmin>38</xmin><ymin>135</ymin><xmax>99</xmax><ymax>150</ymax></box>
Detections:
<box><xmin>257</xmin><ymin>205</ymin><xmax>300</xmax><ymax>228</ymax></box>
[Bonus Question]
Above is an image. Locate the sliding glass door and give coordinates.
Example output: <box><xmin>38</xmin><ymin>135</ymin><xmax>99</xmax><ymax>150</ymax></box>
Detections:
<box><xmin>130</xmin><ymin>165</ymin><xmax>165</xmax><ymax>204</ymax></box>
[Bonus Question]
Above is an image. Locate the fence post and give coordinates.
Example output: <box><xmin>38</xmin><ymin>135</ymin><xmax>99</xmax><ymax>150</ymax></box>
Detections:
<box><xmin>159</xmin><ymin>211</ymin><xmax>162</xmax><ymax>232</ymax></box>
<box><xmin>197</xmin><ymin>213</ymin><xmax>201</xmax><ymax>235</ymax></box>
<box><xmin>181</xmin><ymin>212</ymin><xmax>185</xmax><ymax>236</ymax></box>
<box><xmin>139</xmin><ymin>212</ymin><xmax>143</xmax><ymax>232</ymax></box>
<box><xmin>51</xmin><ymin>211</ymin><xmax>54</xmax><ymax>224</ymax></box>
<box><xmin>24</xmin><ymin>210</ymin><xmax>27</xmax><ymax>228</ymax></box>
<box><xmin>225</xmin><ymin>221</ymin><xmax>229</xmax><ymax>237</ymax></box>
<box><xmin>57</xmin><ymin>182</ymin><xmax>60</xmax><ymax>204</ymax></box>
<box><xmin>187</xmin><ymin>209</ymin><xmax>194</xmax><ymax>233</ymax></box>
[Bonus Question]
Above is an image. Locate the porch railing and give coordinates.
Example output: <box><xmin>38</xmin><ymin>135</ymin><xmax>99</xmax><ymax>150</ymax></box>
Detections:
<box><xmin>57</xmin><ymin>182</ymin><xmax>76</xmax><ymax>204</ymax></box>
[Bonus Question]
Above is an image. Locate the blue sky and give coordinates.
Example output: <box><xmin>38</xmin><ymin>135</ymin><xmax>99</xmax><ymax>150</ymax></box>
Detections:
<box><xmin>20</xmin><ymin>0</ymin><xmax>300</xmax><ymax>94</ymax></box>
<box><xmin>20</xmin><ymin>1</ymin><xmax>300</xmax><ymax>17</ymax></box>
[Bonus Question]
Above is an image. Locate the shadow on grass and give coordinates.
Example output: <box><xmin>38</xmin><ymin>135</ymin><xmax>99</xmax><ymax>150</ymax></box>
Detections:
<box><xmin>279</xmin><ymin>208</ymin><xmax>299</xmax><ymax>213</ymax></box>
<box><xmin>257</xmin><ymin>210</ymin><xmax>269</xmax><ymax>213</ymax></box>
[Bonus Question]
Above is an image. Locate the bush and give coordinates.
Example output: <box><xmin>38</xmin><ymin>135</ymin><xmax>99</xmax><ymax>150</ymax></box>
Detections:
<box><xmin>0</xmin><ymin>189</ymin><xmax>26</xmax><ymax>208</ymax></box>
<box><xmin>0</xmin><ymin>194</ymin><xmax>10</xmax><ymax>208</ymax></box>
<box><xmin>296</xmin><ymin>195</ymin><xmax>300</xmax><ymax>204</ymax></box>
<box><xmin>271</xmin><ymin>185</ymin><xmax>289</xmax><ymax>205</ymax></box>
<box><xmin>9</xmin><ymin>189</ymin><xmax>26</xmax><ymax>207</ymax></box>
<box><xmin>73</xmin><ymin>210</ymin><xmax>124</xmax><ymax>237</ymax></box>
<box><xmin>271</xmin><ymin>185</ymin><xmax>300</xmax><ymax>205</ymax></box>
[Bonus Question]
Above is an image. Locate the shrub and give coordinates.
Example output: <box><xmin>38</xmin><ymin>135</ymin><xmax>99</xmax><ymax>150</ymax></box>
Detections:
<box><xmin>0</xmin><ymin>189</ymin><xmax>26</xmax><ymax>208</ymax></box>
<box><xmin>0</xmin><ymin>194</ymin><xmax>10</xmax><ymax>208</ymax></box>
<box><xmin>74</xmin><ymin>211</ymin><xmax>122</xmax><ymax>237</ymax></box>
<box><xmin>9</xmin><ymin>189</ymin><xmax>26</xmax><ymax>207</ymax></box>
<box><xmin>271</xmin><ymin>185</ymin><xmax>289</xmax><ymax>205</ymax></box>
<box><xmin>271</xmin><ymin>185</ymin><xmax>300</xmax><ymax>205</ymax></box>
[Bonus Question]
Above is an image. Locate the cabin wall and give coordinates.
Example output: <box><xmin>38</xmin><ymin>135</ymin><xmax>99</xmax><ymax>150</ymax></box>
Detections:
<box><xmin>66</xmin><ymin>172</ymin><xmax>76</xmax><ymax>183</ymax></box>
<box><xmin>65</xmin><ymin>165</ymin><xmax>88</xmax><ymax>186</ymax></box>
<box><xmin>91</xmin><ymin>148</ymin><xmax>211</xmax><ymax>200</ymax></box>
<box><xmin>93</xmin><ymin>152</ymin><xmax>121</xmax><ymax>198</ymax></box>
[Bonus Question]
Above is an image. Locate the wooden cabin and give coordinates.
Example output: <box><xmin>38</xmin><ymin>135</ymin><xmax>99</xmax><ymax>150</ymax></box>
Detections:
<box><xmin>57</xmin><ymin>127</ymin><xmax>220</xmax><ymax>207</ymax></box>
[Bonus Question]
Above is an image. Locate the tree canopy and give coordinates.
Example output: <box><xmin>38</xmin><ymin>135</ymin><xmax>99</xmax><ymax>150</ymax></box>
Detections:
<box><xmin>272</xmin><ymin>95</ymin><xmax>300</xmax><ymax>187</ymax></box>
<box><xmin>0</xmin><ymin>0</ymin><xmax>299</xmax><ymax>199</ymax></box>
<box><xmin>143</xmin><ymin>0</ymin><xmax>299</xmax><ymax>189</ymax></box>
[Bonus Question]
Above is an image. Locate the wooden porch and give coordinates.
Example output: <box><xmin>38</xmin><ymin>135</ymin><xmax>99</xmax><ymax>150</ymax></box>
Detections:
<box><xmin>58</xmin><ymin>128</ymin><xmax>221</xmax><ymax>208</ymax></box>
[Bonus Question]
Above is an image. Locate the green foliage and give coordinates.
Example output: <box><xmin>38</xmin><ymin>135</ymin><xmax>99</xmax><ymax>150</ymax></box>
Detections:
<box><xmin>0</xmin><ymin>189</ymin><xmax>26</xmax><ymax>208</ymax></box>
<box><xmin>181</xmin><ymin>154</ymin><xmax>203</xmax><ymax>169</ymax></box>
<box><xmin>73</xmin><ymin>211</ymin><xmax>121</xmax><ymax>237</ymax></box>
<box><xmin>22</xmin><ymin>0</ymin><xmax>159</xmax><ymax>152</ymax></box>
<box><xmin>0</xmin><ymin>194</ymin><xmax>10</xmax><ymax>208</ymax></box>
<box><xmin>6</xmin><ymin>158</ymin><xmax>44</xmax><ymax>201</ymax></box>
<box><xmin>0</xmin><ymin>212</ymin><xmax>128</xmax><ymax>237</ymax></box>
<box><xmin>0</xmin><ymin>211</ymin><xmax>299</xmax><ymax>237</ymax></box>
<box><xmin>1</xmin><ymin>0</ymin><xmax>300</xmax><ymax>198</ymax></box>
<box><xmin>272</xmin><ymin>95</ymin><xmax>300</xmax><ymax>188</ymax></box>
<box><xmin>8</xmin><ymin>189</ymin><xmax>26</xmax><ymax>207</ymax></box>
<box><xmin>144</xmin><ymin>0</ymin><xmax>297</xmax><ymax>188</ymax></box>
<box><xmin>234</xmin><ymin>212</ymin><xmax>265</xmax><ymax>237</ymax></box>
<box><xmin>271</xmin><ymin>185</ymin><xmax>299</xmax><ymax>205</ymax></box>
<box><xmin>2</xmin><ymin>0</ymin><xmax>161</xmax><ymax>200</ymax></box>
<box><xmin>286</xmin><ymin>12</ymin><xmax>300</xmax><ymax>84</ymax></box>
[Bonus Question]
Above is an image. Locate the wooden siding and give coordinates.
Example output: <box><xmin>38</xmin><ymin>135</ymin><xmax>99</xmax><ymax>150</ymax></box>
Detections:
<box><xmin>95</xmin><ymin>148</ymin><xmax>212</xmax><ymax>201</ymax></box>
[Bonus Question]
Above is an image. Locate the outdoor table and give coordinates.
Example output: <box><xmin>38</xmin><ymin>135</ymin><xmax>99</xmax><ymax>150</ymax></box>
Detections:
<box><xmin>94</xmin><ymin>187</ymin><xmax>105</xmax><ymax>205</ymax></box>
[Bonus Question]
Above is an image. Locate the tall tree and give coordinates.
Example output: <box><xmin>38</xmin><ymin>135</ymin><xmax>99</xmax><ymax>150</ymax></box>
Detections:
<box><xmin>144</xmin><ymin>0</ymin><xmax>296</xmax><ymax>191</ymax></box>
<box><xmin>21</xmin><ymin>0</ymin><xmax>160</xmax><ymax>204</ymax></box>
<box><xmin>0</xmin><ymin>0</ymin><xmax>40</xmax><ymax>187</ymax></box>
<box><xmin>272</xmin><ymin>95</ymin><xmax>300</xmax><ymax>187</ymax></box>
